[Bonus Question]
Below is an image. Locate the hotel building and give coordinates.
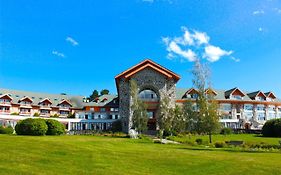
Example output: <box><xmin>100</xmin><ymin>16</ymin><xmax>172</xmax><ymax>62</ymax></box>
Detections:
<box><xmin>1</xmin><ymin>59</ymin><xmax>280</xmax><ymax>132</ymax></box>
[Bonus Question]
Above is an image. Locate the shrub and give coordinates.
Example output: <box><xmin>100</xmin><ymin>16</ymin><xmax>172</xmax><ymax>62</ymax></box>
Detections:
<box><xmin>33</xmin><ymin>112</ymin><xmax>40</xmax><ymax>117</ymax></box>
<box><xmin>11</xmin><ymin>112</ymin><xmax>19</xmax><ymax>115</ymax></box>
<box><xmin>195</xmin><ymin>138</ymin><xmax>203</xmax><ymax>145</ymax></box>
<box><xmin>220</xmin><ymin>128</ymin><xmax>233</xmax><ymax>135</ymax></box>
<box><xmin>262</xmin><ymin>119</ymin><xmax>281</xmax><ymax>137</ymax></box>
<box><xmin>0</xmin><ymin>126</ymin><xmax>14</xmax><ymax>134</ymax></box>
<box><xmin>45</xmin><ymin>119</ymin><xmax>65</xmax><ymax>135</ymax></box>
<box><xmin>111</xmin><ymin>120</ymin><xmax>122</xmax><ymax>132</ymax></box>
<box><xmin>50</xmin><ymin>114</ymin><xmax>60</xmax><ymax>118</ymax></box>
<box><xmin>67</xmin><ymin>113</ymin><xmax>75</xmax><ymax>118</ymax></box>
<box><xmin>215</xmin><ymin>141</ymin><xmax>226</xmax><ymax>148</ymax></box>
<box><xmin>15</xmin><ymin>118</ymin><xmax>48</xmax><ymax>136</ymax></box>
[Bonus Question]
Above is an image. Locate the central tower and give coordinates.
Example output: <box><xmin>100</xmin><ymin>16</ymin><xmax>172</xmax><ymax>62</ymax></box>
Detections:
<box><xmin>115</xmin><ymin>59</ymin><xmax>180</xmax><ymax>133</ymax></box>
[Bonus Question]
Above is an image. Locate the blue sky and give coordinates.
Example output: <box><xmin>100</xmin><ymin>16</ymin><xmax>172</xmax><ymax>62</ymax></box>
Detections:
<box><xmin>1</xmin><ymin>0</ymin><xmax>281</xmax><ymax>97</ymax></box>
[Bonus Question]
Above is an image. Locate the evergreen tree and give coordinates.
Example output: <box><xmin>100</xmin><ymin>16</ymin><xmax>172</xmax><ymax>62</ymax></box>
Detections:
<box><xmin>89</xmin><ymin>90</ymin><xmax>99</xmax><ymax>101</ymax></box>
<box><xmin>100</xmin><ymin>89</ymin><xmax>109</xmax><ymax>95</ymax></box>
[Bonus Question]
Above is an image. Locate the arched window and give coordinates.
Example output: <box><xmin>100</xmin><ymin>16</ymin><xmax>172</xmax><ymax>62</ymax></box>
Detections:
<box><xmin>138</xmin><ymin>89</ymin><xmax>159</xmax><ymax>102</ymax></box>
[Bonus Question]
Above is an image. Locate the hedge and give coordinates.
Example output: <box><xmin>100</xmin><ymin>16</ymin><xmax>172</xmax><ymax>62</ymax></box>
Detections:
<box><xmin>262</xmin><ymin>119</ymin><xmax>281</xmax><ymax>137</ymax></box>
<box><xmin>45</xmin><ymin>119</ymin><xmax>65</xmax><ymax>135</ymax></box>
<box><xmin>15</xmin><ymin>118</ymin><xmax>48</xmax><ymax>136</ymax></box>
<box><xmin>0</xmin><ymin>126</ymin><xmax>14</xmax><ymax>134</ymax></box>
<box><xmin>15</xmin><ymin>118</ymin><xmax>66</xmax><ymax>136</ymax></box>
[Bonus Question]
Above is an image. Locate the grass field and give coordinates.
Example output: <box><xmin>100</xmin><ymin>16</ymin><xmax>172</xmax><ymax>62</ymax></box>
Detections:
<box><xmin>0</xmin><ymin>134</ymin><xmax>281</xmax><ymax>175</ymax></box>
<box><xmin>168</xmin><ymin>134</ymin><xmax>281</xmax><ymax>145</ymax></box>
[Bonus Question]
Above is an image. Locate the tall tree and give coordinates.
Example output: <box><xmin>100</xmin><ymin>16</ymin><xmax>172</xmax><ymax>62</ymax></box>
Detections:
<box><xmin>182</xmin><ymin>100</ymin><xmax>198</xmax><ymax>133</ymax></box>
<box><xmin>130</xmin><ymin>80</ymin><xmax>148</xmax><ymax>134</ymax></box>
<box><xmin>89</xmin><ymin>90</ymin><xmax>99</xmax><ymax>101</ymax></box>
<box><xmin>191</xmin><ymin>59</ymin><xmax>220</xmax><ymax>143</ymax></box>
<box><xmin>172</xmin><ymin>105</ymin><xmax>185</xmax><ymax>134</ymax></box>
<box><xmin>100</xmin><ymin>89</ymin><xmax>109</xmax><ymax>95</ymax></box>
<box><xmin>158</xmin><ymin>96</ymin><xmax>174</xmax><ymax>138</ymax></box>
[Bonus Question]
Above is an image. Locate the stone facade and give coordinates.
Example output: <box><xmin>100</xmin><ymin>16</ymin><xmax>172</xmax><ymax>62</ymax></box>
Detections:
<box><xmin>118</xmin><ymin>67</ymin><xmax>177</xmax><ymax>133</ymax></box>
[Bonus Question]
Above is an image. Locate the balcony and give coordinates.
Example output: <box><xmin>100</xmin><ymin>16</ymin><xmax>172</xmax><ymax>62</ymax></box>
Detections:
<box><xmin>0</xmin><ymin>110</ymin><xmax>10</xmax><ymax>114</ymax></box>
<box><xmin>0</xmin><ymin>102</ymin><xmax>11</xmax><ymax>107</ymax></box>
<box><xmin>20</xmin><ymin>104</ymin><xmax>32</xmax><ymax>109</ymax></box>
<box><xmin>19</xmin><ymin>111</ymin><xmax>31</xmax><ymax>116</ymax></box>
<box><xmin>40</xmin><ymin>105</ymin><xmax>52</xmax><ymax>110</ymax></box>
<box><xmin>59</xmin><ymin>106</ymin><xmax>71</xmax><ymax>111</ymax></box>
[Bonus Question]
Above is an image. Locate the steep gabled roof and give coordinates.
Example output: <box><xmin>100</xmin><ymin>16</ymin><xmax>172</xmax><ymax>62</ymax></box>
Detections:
<box><xmin>205</xmin><ymin>88</ymin><xmax>218</xmax><ymax>95</ymax></box>
<box><xmin>18</xmin><ymin>96</ymin><xmax>33</xmax><ymax>103</ymax></box>
<box><xmin>247</xmin><ymin>91</ymin><xmax>266</xmax><ymax>100</ymax></box>
<box><xmin>264</xmin><ymin>92</ymin><xmax>277</xmax><ymax>99</ymax></box>
<box><xmin>58</xmin><ymin>99</ymin><xmax>72</xmax><ymax>106</ymax></box>
<box><xmin>115</xmin><ymin>59</ymin><xmax>180</xmax><ymax>82</ymax></box>
<box><xmin>225</xmin><ymin>87</ymin><xmax>245</xmax><ymax>98</ymax></box>
<box><xmin>0</xmin><ymin>94</ymin><xmax>13</xmax><ymax>100</ymax></box>
<box><xmin>39</xmin><ymin>98</ymin><xmax>52</xmax><ymax>104</ymax></box>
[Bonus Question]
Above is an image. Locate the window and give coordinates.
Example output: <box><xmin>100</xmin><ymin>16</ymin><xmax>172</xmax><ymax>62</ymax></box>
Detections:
<box><xmin>220</xmin><ymin>103</ymin><xmax>232</xmax><ymax>111</ymax></box>
<box><xmin>244</xmin><ymin>112</ymin><xmax>253</xmax><ymax>120</ymax></box>
<box><xmin>257</xmin><ymin>113</ymin><xmax>265</xmax><ymax>121</ymax></box>
<box><xmin>257</xmin><ymin>105</ymin><xmax>265</xmax><ymax>111</ymax></box>
<box><xmin>268</xmin><ymin>113</ymin><xmax>276</xmax><ymax>120</ymax></box>
<box><xmin>256</xmin><ymin>96</ymin><xmax>265</xmax><ymax>101</ymax></box>
<box><xmin>138</xmin><ymin>89</ymin><xmax>159</xmax><ymax>101</ymax></box>
<box><xmin>244</xmin><ymin>104</ymin><xmax>253</xmax><ymax>111</ymax></box>
<box><xmin>191</xmin><ymin>93</ymin><xmax>198</xmax><ymax>99</ymax></box>
<box><xmin>100</xmin><ymin>108</ymin><xmax>106</xmax><ymax>112</ymax></box>
<box><xmin>147</xmin><ymin>111</ymin><xmax>154</xmax><ymax>119</ymax></box>
<box><xmin>268</xmin><ymin>105</ymin><xmax>275</xmax><ymax>111</ymax></box>
<box><xmin>110</xmin><ymin>108</ymin><xmax>118</xmax><ymax>112</ymax></box>
<box><xmin>20</xmin><ymin>108</ymin><xmax>31</xmax><ymax>113</ymax></box>
<box><xmin>232</xmin><ymin>95</ymin><xmax>242</xmax><ymax>100</ymax></box>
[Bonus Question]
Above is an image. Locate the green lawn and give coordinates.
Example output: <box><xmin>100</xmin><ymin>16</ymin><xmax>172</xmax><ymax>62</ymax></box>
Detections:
<box><xmin>168</xmin><ymin>134</ymin><xmax>281</xmax><ymax>145</ymax></box>
<box><xmin>0</xmin><ymin>134</ymin><xmax>281</xmax><ymax>175</ymax></box>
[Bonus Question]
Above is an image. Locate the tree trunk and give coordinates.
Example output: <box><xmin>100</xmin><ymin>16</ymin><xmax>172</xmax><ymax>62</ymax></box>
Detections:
<box><xmin>209</xmin><ymin>133</ymin><xmax>212</xmax><ymax>143</ymax></box>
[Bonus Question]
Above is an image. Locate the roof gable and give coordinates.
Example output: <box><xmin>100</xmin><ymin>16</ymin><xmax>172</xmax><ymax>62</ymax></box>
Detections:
<box><xmin>0</xmin><ymin>94</ymin><xmax>13</xmax><ymax>100</ymax></box>
<box><xmin>39</xmin><ymin>98</ymin><xmax>52</xmax><ymax>104</ymax></box>
<box><xmin>265</xmin><ymin>92</ymin><xmax>277</xmax><ymax>99</ymax></box>
<box><xmin>115</xmin><ymin>59</ymin><xmax>180</xmax><ymax>81</ymax></box>
<box><xmin>19</xmin><ymin>96</ymin><xmax>33</xmax><ymax>103</ymax></box>
<box><xmin>247</xmin><ymin>91</ymin><xmax>266</xmax><ymax>100</ymax></box>
<box><xmin>58</xmin><ymin>99</ymin><xmax>72</xmax><ymax>106</ymax></box>
<box><xmin>225</xmin><ymin>87</ymin><xmax>245</xmax><ymax>98</ymax></box>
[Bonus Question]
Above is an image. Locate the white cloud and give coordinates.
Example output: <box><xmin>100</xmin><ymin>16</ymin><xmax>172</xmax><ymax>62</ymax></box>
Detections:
<box><xmin>52</xmin><ymin>50</ymin><xmax>65</xmax><ymax>58</ymax></box>
<box><xmin>253</xmin><ymin>10</ymin><xmax>265</xmax><ymax>15</ymax></box>
<box><xmin>193</xmin><ymin>31</ymin><xmax>210</xmax><ymax>45</ymax></box>
<box><xmin>162</xmin><ymin>26</ymin><xmax>235</xmax><ymax>62</ymax></box>
<box><xmin>167</xmin><ymin>41</ymin><xmax>197</xmax><ymax>61</ymax></box>
<box><xmin>230</xmin><ymin>56</ymin><xmax>240</xmax><ymax>62</ymax></box>
<box><xmin>204</xmin><ymin>45</ymin><xmax>233</xmax><ymax>62</ymax></box>
<box><xmin>66</xmin><ymin>36</ymin><xmax>79</xmax><ymax>46</ymax></box>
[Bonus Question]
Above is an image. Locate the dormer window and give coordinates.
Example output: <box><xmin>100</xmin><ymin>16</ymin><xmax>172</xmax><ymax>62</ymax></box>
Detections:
<box><xmin>191</xmin><ymin>93</ymin><xmax>198</xmax><ymax>99</ymax></box>
<box><xmin>225</xmin><ymin>88</ymin><xmax>245</xmax><ymax>100</ymax></box>
<box><xmin>0</xmin><ymin>94</ymin><xmax>13</xmax><ymax>104</ymax></box>
<box><xmin>265</xmin><ymin>92</ymin><xmax>276</xmax><ymax>102</ymax></box>
<box><xmin>232</xmin><ymin>95</ymin><xmax>242</xmax><ymax>100</ymax></box>
<box><xmin>256</xmin><ymin>96</ymin><xmax>265</xmax><ymax>101</ymax></box>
